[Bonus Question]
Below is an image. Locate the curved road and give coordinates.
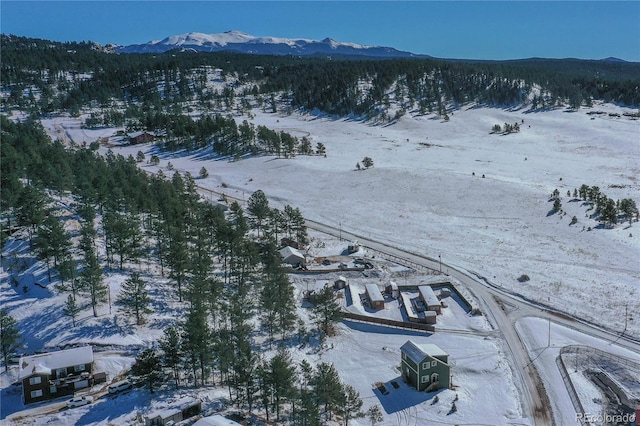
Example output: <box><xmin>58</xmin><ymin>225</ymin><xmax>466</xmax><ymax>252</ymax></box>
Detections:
<box><xmin>204</xmin><ymin>185</ymin><xmax>640</xmax><ymax>426</ymax></box>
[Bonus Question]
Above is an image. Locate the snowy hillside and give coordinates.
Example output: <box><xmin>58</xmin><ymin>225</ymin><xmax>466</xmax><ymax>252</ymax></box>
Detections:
<box><xmin>87</xmin><ymin>102</ymin><xmax>639</xmax><ymax>337</ymax></box>
<box><xmin>2</xmin><ymin>93</ymin><xmax>639</xmax><ymax>425</ymax></box>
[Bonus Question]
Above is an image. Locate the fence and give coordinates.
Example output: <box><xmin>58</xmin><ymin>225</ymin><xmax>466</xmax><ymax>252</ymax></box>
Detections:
<box><xmin>556</xmin><ymin>345</ymin><xmax>640</xmax><ymax>426</ymax></box>
<box><xmin>556</xmin><ymin>354</ymin><xmax>589</xmax><ymax>425</ymax></box>
<box><xmin>341</xmin><ymin>311</ymin><xmax>435</xmax><ymax>333</ymax></box>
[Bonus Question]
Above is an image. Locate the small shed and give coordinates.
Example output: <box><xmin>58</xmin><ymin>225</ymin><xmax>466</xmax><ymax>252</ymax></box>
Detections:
<box><xmin>334</xmin><ymin>276</ymin><xmax>347</xmax><ymax>289</ymax></box>
<box><xmin>423</xmin><ymin>310</ymin><xmax>437</xmax><ymax>324</ymax></box>
<box><xmin>385</xmin><ymin>281</ymin><xmax>399</xmax><ymax>299</ymax></box>
<box><xmin>365</xmin><ymin>283</ymin><xmax>385</xmax><ymax>310</ymax></box>
<box><xmin>279</xmin><ymin>246</ymin><xmax>305</xmax><ymax>267</ymax></box>
<box><xmin>145</xmin><ymin>399</ymin><xmax>202</xmax><ymax>426</ymax></box>
<box><xmin>418</xmin><ymin>285</ymin><xmax>441</xmax><ymax>314</ymax></box>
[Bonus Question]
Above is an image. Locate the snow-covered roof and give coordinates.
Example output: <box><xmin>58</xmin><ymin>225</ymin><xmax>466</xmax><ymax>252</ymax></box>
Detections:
<box><xmin>148</xmin><ymin>398</ymin><xmax>201</xmax><ymax>419</ymax></box>
<box><xmin>127</xmin><ymin>131</ymin><xmax>154</xmax><ymax>138</ymax></box>
<box><xmin>193</xmin><ymin>415</ymin><xmax>242</xmax><ymax>426</ymax></box>
<box><xmin>418</xmin><ymin>285</ymin><xmax>439</xmax><ymax>307</ymax></box>
<box><xmin>279</xmin><ymin>246</ymin><xmax>305</xmax><ymax>263</ymax></box>
<box><xmin>19</xmin><ymin>346</ymin><xmax>93</xmax><ymax>379</ymax></box>
<box><xmin>401</xmin><ymin>340</ymin><xmax>448</xmax><ymax>364</ymax></box>
<box><xmin>365</xmin><ymin>283</ymin><xmax>384</xmax><ymax>302</ymax></box>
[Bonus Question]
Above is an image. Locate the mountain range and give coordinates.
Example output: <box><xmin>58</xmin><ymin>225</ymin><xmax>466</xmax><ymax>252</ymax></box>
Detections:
<box><xmin>114</xmin><ymin>30</ymin><xmax>428</xmax><ymax>58</ymax></box>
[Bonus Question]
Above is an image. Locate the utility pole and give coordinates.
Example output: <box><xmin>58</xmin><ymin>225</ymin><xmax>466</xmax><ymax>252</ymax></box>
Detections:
<box><xmin>547</xmin><ymin>317</ymin><xmax>551</xmax><ymax>347</ymax></box>
<box><xmin>339</xmin><ymin>221</ymin><xmax>342</xmax><ymax>241</ymax></box>
<box><xmin>438</xmin><ymin>254</ymin><xmax>442</xmax><ymax>273</ymax></box>
<box><xmin>623</xmin><ymin>303</ymin><xmax>629</xmax><ymax>335</ymax></box>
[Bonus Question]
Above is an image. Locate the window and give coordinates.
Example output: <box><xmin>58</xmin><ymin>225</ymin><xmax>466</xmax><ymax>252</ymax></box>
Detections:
<box><xmin>50</xmin><ymin>386</ymin><xmax>57</xmax><ymax>394</ymax></box>
<box><xmin>422</xmin><ymin>362</ymin><xmax>430</xmax><ymax>370</ymax></box>
<box><xmin>29</xmin><ymin>376</ymin><xmax>42</xmax><ymax>385</ymax></box>
<box><xmin>421</xmin><ymin>375</ymin><xmax>429</xmax><ymax>383</ymax></box>
<box><xmin>431</xmin><ymin>361</ymin><xmax>437</xmax><ymax>367</ymax></box>
<box><xmin>74</xmin><ymin>364</ymin><xmax>86</xmax><ymax>372</ymax></box>
<box><xmin>30</xmin><ymin>389</ymin><xmax>43</xmax><ymax>398</ymax></box>
<box><xmin>56</xmin><ymin>368</ymin><xmax>66</xmax><ymax>378</ymax></box>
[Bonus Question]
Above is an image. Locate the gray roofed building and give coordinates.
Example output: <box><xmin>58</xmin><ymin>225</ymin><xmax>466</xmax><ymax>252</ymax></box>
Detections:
<box><xmin>279</xmin><ymin>246</ymin><xmax>306</xmax><ymax>267</ymax></box>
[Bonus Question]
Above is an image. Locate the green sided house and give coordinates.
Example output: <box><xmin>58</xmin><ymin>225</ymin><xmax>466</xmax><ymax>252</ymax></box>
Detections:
<box><xmin>400</xmin><ymin>340</ymin><xmax>451</xmax><ymax>392</ymax></box>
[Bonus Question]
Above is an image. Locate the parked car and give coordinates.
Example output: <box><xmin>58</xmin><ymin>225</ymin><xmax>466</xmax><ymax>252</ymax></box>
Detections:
<box><xmin>108</xmin><ymin>379</ymin><xmax>132</xmax><ymax>394</ymax></box>
<box><xmin>67</xmin><ymin>395</ymin><xmax>93</xmax><ymax>408</ymax></box>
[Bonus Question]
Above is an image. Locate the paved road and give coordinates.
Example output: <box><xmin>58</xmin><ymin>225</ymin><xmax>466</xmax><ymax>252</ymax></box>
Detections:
<box><xmin>193</xmin><ymin>183</ymin><xmax>640</xmax><ymax>425</ymax></box>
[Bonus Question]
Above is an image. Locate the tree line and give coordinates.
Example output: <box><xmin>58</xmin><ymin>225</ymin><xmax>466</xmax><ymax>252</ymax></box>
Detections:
<box><xmin>550</xmin><ymin>185</ymin><xmax>638</xmax><ymax>227</ymax></box>
<box><xmin>1</xmin><ymin>115</ymin><xmax>376</xmax><ymax>424</ymax></box>
<box><xmin>3</xmin><ymin>34</ymin><xmax>639</xmax><ymax>123</ymax></box>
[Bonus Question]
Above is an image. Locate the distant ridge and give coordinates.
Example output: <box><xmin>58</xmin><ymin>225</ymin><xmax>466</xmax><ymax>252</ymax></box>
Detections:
<box><xmin>600</xmin><ymin>57</ymin><xmax>627</xmax><ymax>63</ymax></box>
<box><xmin>115</xmin><ymin>30</ymin><xmax>429</xmax><ymax>58</ymax></box>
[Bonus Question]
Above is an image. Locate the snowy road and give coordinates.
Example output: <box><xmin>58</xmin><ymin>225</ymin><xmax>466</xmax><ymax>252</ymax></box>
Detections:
<box><xmin>209</xmin><ymin>182</ymin><xmax>640</xmax><ymax>426</ymax></box>
<box><xmin>302</xmin><ymin>218</ymin><xmax>640</xmax><ymax>426</ymax></box>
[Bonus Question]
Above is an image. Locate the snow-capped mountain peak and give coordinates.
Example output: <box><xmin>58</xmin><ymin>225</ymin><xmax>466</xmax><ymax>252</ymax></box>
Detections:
<box><xmin>116</xmin><ymin>31</ymin><xmax>425</xmax><ymax>58</ymax></box>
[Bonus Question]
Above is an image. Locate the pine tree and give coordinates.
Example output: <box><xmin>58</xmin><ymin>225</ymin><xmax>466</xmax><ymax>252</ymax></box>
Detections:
<box><xmin>269</xmin><ymin>347</ymin><xmax>297</xmax><ymax>421</ymax></box>
<box><xmin>199</xmin><ymin>166</ymin><xmax>209</xmax><ymax>179</ymax></box>
<box><xmin>131</xmin><ymin>348</ymin><xmax>163</xmax><ymax>393</ymax></box>
<box><xmin>160</xmin><ymin>325</ymin><xmax>182</xmax><ymax>388</ymax></box>
<box><xmin>79</xmin><ymin>226</ymin><xmax>106</xmax><ymax>317</ymax></box>
<box><xmin>366</xmin><ymin>405</ymin><xmax>384</xmax><ymax>425</ymax></box>
<box><xmin>34</xmin><ymin>213</ymin><xmax>72</xmax><ymax>282</ymax></box>
<box><xmin>338</xmin><ymin>384</ymin><xmax>364</xmax><ymax>426</ymax></box>
<box><xmin>63</xmin><ymin>294</ymin><xmax>80</xmax><ymax>327</ymax></box>
<box><xmin>248</xmin><ymin>190</ymin><xmax>270</xmax><ymax>238</ymax></box>
<box><xmin>103</xmin><ymin>208</ymin><xmax>143</xmax><ymax>270</ymax></box>
<box><xmin>311</xmin><ymin>286</ymin><xmax>342</xmax><ymax>337</ymax></box>
<box><xmin>16</xmin><ymin>185</ymin><xmax>47</xmax><ymax>246</ymax></box>
<box><xmin>553</xmin><ymin>198</ymin><xmax>562</xmax><ymax>213</ymax></box>
<box><xmin>620</xmin><ymin>198</ymin><xmax>639</xmax><ymax>226</ymax></box>
<box><xmin>600</xmin><ymin>197</ymin><xmax>618</xmax><ymax>227</ymax></box>
<box><xmin>117</xmin><ymin>272</ymin><xmax>152</xmax><ymax>325</ymax></box>
<box><xmin>313</xmin><ymin>362</ymin><xmax>343</xmax><ymax>421</ymax></box>
<box><xmin>0</xmin><ymin>310</ymin><xmax>22</xmax><ymax>371</ymax></box>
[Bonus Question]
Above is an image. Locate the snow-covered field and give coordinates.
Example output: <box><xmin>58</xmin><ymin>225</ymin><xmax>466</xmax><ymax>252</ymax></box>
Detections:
<box><xmin>3</xmin><ymin>101</ymin><xmax>639</xmax><ymax>425</ymax></box>
<box><xmin>75</xmin><ymin>102</ymin><xmax>640</xmax><ymax>336</ymax></box>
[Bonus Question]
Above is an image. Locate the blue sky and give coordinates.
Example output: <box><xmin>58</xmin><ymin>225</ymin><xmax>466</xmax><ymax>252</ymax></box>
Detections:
<box><xmin>2</xmin><ymin>1</ymin><xmax>639</xmax><ymax>61</ymax></box>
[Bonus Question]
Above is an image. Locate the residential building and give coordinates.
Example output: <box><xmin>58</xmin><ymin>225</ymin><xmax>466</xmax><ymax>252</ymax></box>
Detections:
<box><xmin>400</xmin><ymin>340</ymin><xmax>451</xmax><ymax>392</ymax></box>
<box><xmin>279</xmin><ymin>245</ymin><xmax>305</xmax><ymax>267</ymax></box>
<box><xmin>19</xmin><ymin>346</ymin><xmax>94</xmax><ymax>404</ymax></box>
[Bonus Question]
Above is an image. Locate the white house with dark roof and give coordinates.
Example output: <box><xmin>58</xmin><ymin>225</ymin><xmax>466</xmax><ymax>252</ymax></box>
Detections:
<box><xmin>400</xmin><ymin>340</ymin><xmax>451</xmax><ymax>392</ymax></box>
<box><xmin>19</xmin><ymin>346</ymin><xmax>94</xmax><ymax>404</ymax></box>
